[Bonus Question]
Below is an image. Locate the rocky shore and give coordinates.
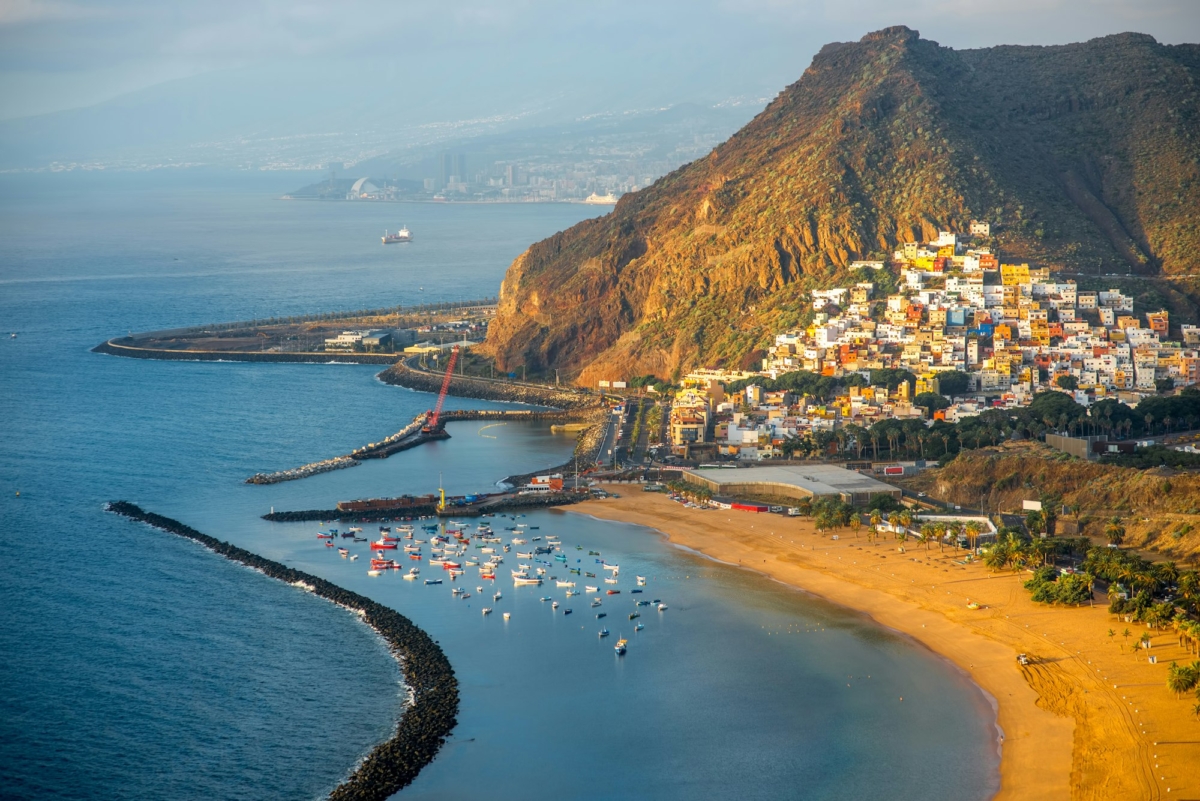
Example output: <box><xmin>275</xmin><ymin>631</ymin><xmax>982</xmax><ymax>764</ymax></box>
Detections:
<box><xmin>106</xmin><ymin>501</ymin><xmax>458</xmax><ymax>801</ymax></box>
<box><xmin>247</xmin><ymin>455</ymin><xmax>359</xmax><ymax>485</ymax></box>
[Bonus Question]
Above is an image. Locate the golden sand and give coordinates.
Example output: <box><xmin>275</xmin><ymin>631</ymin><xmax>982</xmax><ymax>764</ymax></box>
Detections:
<box><xmin>569</xmin><ymin>489</ymin><xmax>1198</xmax><ymax>800</ymax></box>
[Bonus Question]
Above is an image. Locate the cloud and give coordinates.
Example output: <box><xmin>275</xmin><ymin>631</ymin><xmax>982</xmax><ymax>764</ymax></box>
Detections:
<box><xmin>0</xmin><ymin>0</ymin><xmax>101</xmax><ymax>25</ymax></box>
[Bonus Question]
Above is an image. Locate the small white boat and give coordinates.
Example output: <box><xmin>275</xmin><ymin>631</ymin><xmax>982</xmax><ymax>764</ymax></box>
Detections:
<box><xmin>482</xmin><ymin>608</ymin><xmax>492</xmax><ymax>616</ymax></box>
<box><xmin>565</xmin><ymin>590</ymin><xmax>578</xmax><ymax>597</ymax></box>
<box><xmin>517</xmin><ymin>552</ymin><xmax>533</xmax><ymax>559</ymax></box>
<box><xmin>556</xmin><ymin>580</ymin><xmax>575</xmax><ymax>588</ymax></box>
<box><xmin>658</xmin><ymin>603</ymin><xmax>668</xmax><ymax>611</ymax></box>
<box><xmin>403</xmin><ymin>573</ymin><xmax>418</xmax><ymax>580</ymax></box>
<box><xmin>349</xmin><ymin>554</ymin><xmax>359</xmax><ymax>561</ymax></box>
<box><xmin>636</xmin><ymin>576</ymin><xmax>646</xmax><ymax>585</ymax></box>
<box><xmin>585</xmin><ymin>585</ymin><xmax>599</xmax><ymax>593</ymax></box>
<box><xmin>493</xmin><ymin>592</ymin><xmax>502</xmax><ymax>600</ymax></box>
<box><xmin>513</xmin><ymin>576</ymin><xmax>542</xmax><ymax>586</ymax></box>
<box><xmin>503</xmin><ymin>612</ymin><xmax>511</xmax><ymax>620</ymax></box>
<box><xmin>512</xmin><ymin>538</ymin><xmax>527</xmax><ymax>545</ymax></box>
<box><xmin>552</xmin><ymin>601</ymin><xmax>559</xmax><ymax>609</ymax></box>
<box><xmin>367</xmin><ymin>570</ymin><xmax>382</xmax><ymax>577</ymax></box>
<box><xmin>604</xmin><ymin>564</ymin><xmax>620</xmax><ymax>572</ymax></box>
<box><xmin>604</xmin><ymin>578</ymin><xmax>619</xmax><ymax>585</ymax></box>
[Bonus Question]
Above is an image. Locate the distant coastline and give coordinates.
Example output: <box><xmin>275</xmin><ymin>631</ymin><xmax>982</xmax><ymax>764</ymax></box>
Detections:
<box><xmin>106</xmin><ymin>502</ymin><xmax>459</xmax><ymax>801</ymax></box>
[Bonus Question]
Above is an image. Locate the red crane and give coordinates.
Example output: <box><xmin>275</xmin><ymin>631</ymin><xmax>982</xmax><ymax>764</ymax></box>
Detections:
<box><xmin>424</xmin><ymin>345</ymin><xmax>459</xmax><ymax>432</ymax></box>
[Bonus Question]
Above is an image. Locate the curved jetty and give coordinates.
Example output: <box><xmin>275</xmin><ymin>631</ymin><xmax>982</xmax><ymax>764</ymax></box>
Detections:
<box><xmin>106</xmin><ymin>501</ymin><xmax>458</xmax><ymax>801</ymax></box>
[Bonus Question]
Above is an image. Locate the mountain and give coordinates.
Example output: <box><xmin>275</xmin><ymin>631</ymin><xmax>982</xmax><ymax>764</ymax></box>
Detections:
<box><xmin>482</xmin><ymin>26</ymin><xmax>1200</xmax><ymax>384</ymax></box>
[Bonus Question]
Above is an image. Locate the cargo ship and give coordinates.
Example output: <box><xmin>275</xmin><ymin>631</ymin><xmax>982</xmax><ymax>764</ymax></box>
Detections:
<box><xmin>382</xmin><ymin>226</ymin><xmax>412</xmax><ymax>244</ymax></box>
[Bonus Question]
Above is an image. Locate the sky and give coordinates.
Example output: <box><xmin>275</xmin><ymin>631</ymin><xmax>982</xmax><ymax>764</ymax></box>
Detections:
<box><xmin>2</xmin><ymin>0</ymin><xmax>1198</xmax><ymax>121</ymax></box>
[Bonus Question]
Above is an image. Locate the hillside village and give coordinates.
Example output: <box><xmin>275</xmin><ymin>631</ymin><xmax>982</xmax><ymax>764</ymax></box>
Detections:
<box><xmin>666</xmin><ymin>222</ymin><xmax>1200</xmax><ymax>462</ymax></box>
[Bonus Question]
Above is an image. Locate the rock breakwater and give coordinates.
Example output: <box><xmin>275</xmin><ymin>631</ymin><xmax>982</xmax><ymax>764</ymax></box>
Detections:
<box><xmin>105</xmin><ymin>501</ymin><xmax>458</xmax><ymax>801</ymax></box>
<box><xmin>247</xmin><ymin>456</ymin><xmax>359</xmax><ymax>485</ymax></box>
<box><xmin>378</xmin><ymin>359</ymin><xmax>597</xmax><ymax>411</ymax></box>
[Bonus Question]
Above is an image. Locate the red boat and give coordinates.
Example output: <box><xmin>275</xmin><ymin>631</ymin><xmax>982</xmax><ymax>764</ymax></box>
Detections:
<box><xmin>480</xmin><ymin>573</ymin><xmax>495</xmax><ymax>580</ymax></box>
<box><xmin>372</xmin><ymin>541</ymin><xmax>397</xmax><ymax>549</ymax></box>
<box><xmin>442</xmin><ymin>562</ymin><xmax>461</xmax><ymax>570</ymax></box>
<box><xmin>607</xmin><ymin>590</ymin><xmax>620</xmax><ymax>595</ymax></box>
<box><xmin>324</xmin><ymin>541</ymin><xmax>334</xmax><ymax>547</ymax></box>
<box><xmin>317</xmin><ymin>534</ymin><xmax>334</xmax><ymax>539</ymax></box>
<box><xmin>408</xmin><ymin>554</ymin><xmax>422</xmax><ymax>560</ymax></box>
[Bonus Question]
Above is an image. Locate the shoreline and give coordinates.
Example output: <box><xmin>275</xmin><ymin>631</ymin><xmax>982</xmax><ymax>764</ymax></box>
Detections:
<box><xmin>568</xmin><ymin>490</ymin><xmax>1190</xmax><ymax>800</ymax></box>
<box><xmin>106</xmin><ymin>502</ymin><xmax>458</xmax><ymax>801</ymax></box>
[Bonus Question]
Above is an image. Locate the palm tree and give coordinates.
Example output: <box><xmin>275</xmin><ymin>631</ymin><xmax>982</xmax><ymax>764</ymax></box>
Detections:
<box><xmin>964</xmin><ymin>521</ymin><xmax>982</xmax><ymax>553</ymax></box>
<box><xmin>869</xmin><ymin>511</ymin><xmax>883</xmax><ymax>546</ymax></box>
<box><xmin>1122</xmin><ymin>627</ymin><xmax>1133</xmax><ymax>651</ymax></box>
<box><xmin>1105</xmin><ymin>517</ymin><xmax>1125</xmax><ymax>546</ymax></box>
<box><xmin>920</xmin><ymin>524</ymin><xmax>936</xmax><ymax>553</ymax></box>
<box><xmin>850</xmin><ymin>514</ymin><xmax>862</xmax><ymax>539</ymax></box>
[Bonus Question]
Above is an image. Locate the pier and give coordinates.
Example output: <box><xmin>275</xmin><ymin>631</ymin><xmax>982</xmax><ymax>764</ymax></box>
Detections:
<box><xmin>246</xmin><ymin>409</ymin><xmax>577</xmax><ymax>484</ymax></box>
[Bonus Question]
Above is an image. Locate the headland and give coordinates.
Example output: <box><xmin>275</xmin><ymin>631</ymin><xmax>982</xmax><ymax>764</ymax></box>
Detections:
<box><xmin>571</xmin><ymin>489</ymin><xmax>1196</xmax><ymax>800</ymax></box>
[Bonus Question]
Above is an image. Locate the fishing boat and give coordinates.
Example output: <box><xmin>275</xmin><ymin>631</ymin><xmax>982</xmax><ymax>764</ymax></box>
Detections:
<box><xmin>480</xmin><ymin>573</ymin><xmax>495</xmax><ymax>580</ymax></box>
<box><xmin>598</xmin><ymin>628</ymin><xmax>609</xmax><ymax>638</ymax></box>
<box><xmin>516</xmin><ymin>551</ymin><xmax>533</xmax><ymax>559</ymax></box>
<box><xmin>568</xmin><ymin>568</ymin><xmax>581</xmax><ymax>574</ymax></box>
<box><xmin>589</xmin><ymin>551</ymin><xmax>600</xmax><ymax>556</ymax></box>
<box><xmin>596</xmin><ymin>612</ymin><xmax>607</xmax><ymax>619</ymax></box>
<box><xmin>615</xmin><ymin>638</ymin><xmax>627</xmax><ymax>655</ymax></box>
<box><xmin>451</xmin><ymin>587</ymin><xmax>463</xmax><ymax>596</ymax></box>
<box><xmin>607</xmin><ymin>590</ymin><xmax>621</xmax><ymax>595</ymax></box>
<box><xmin>353</xmin><ymin>537</ymin><xmax>367</xmax><ymax>543</ymax></box>
<box><xmin>552</xmin><ymin>601</ymin><xmax>559</xmax><ymax>609</ymax></box>
<box><xmin>409</xmin><ymin>553</ymin><xmax>423</xmax><ymax>560</ymax></box>
<box><xmin>540</xmin><ymin>596</ymin><xmax>552</xmax><ymax>602</ymax></box>
<box><xmin>338</xmin><ymin>548</ymin><xmax>349</xmax><ymax>557</ymax></box>
<box><xmin>482</xmin><ymin>608</ymin><xmax>492</xmax><ymax>616</ymax></box>
<box><xmin>585</xmin><ymin>572</ymin><xmax>596</xmax><ymax>578</ymax></box>
<box><xmin>630</xmin><ymin>589</ymin><xmax>642</xmax><ymax>594</ymax></box>
<box><xmin>556</xmin><ymin>580</ymin><xmax>575</xmax><ymax>588</ymax></box>
<box><xmin>635</xmin><ymin>623</ymin><xmax>644</xmax><ymax>631</ymax></box>
<box><xmin>372</xmin><ymin>541</ymin><xmax>398</xmax><ymax>550</ymax></box>
<box><xmin>604</xmin><ymin>578</ymin><xmax>619</xmax><ymax>585</ymax></box>
<box><xmin>349</xmin><ymin>554</ymin><xmax>359</xmax><ymax>561</ymax></box>
<box><xmin>317</xmin><ymin>533</ymin><xmax>334</xmax><ymax>539</ymax></box>
<box><xmin>512</xmin><ymin>538</ymin><xmax>526</xmax><ymax>545</ymax></box>
<box><xmin>367</xmin><ymin>569</ymin><xmax>382</xmax><ymax>577</ymax></box>
<box><xmin>493</xmin><ymin>592</ymin><xmax>502</xmax><ymax>601</ymax></box>
<box><xmin>429</xmin><ymin>559</ymin><xmax>449</xmax><ymax>567</ymax></box>
<box><xmin>658</xmin><ymin>603</ymin><xmax>668</xmax><ymax>611</ymax></box>
<box><xmin>604</xmin><ymin>564</ymin><xmax>620</xmax><ymax>572</ymax></box>
<box><xmin>585</xmin><ymin>585</ymin><xmax>599</xmax><ymax>593</ymax></box>
<box><xmin>514</xmin><ymin>576</ymin><xmax>542</xmax><ymax>586</ymax></box>
<box><xmin>590</xmin><ymin>600</ymin><xmax>602</xmax><ymax>608</ymax></box>
<box><xmin>562</xmin><ymin>608</ymin><xmax>572</xmax><ymax>616</ymax></box>
<box><xmin>502</xmin><ymin>612</ymin><xmax>511</xmax><ymax>621</ymax></box>
<box><xmin>403</xmin><ymin>572</ymin><xmax>418</xmax><ymax>580</ymax></box>
<box><xmin>565</xmin><ymin>590</ymin><xmax>578</xmax><ymax>597</ymax></box>
<box><xmin>424</xmin><ymin>578</ymin><xmax>442</xmax><ymax>585</ymax></box>
<box><xmin>636</xmin><ymin>576</ymin><xmax>646</xmax><ymax>585</ymax></box>
<box><xmin>442</xmin><ymin>561</ymin><xmax>461</xmax><ymax>570</ymax></box>
<box><xmin>629</xmin><ymin>612</ymin><xmax>640</xmax><ymax>620</ymax></box>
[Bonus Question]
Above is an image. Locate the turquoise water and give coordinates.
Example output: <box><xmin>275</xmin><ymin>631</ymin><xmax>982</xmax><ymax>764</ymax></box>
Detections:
<box><xmin>0</xmin><ymin>173</ymin><xmax>999</xmax><ymax>799</ymax></box>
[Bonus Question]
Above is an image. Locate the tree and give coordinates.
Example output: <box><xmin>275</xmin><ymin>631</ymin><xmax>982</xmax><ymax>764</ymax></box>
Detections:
<box><xmin>935</xmin><ymin>370</ymin><xmax>972</xmax><ymax>396</ymax></box>
<box><xmin>1056</xmin><ymin>375</ymin><xmax>1079</xmax><ymax>391</ymax></box>
<box><xmin>1105</xmin><ymin>517</ymin><xmax>1126</xmax><ymax>546</ymax></box>
<box><xmin>1025</xmin><ymin>510</ymin><xmax>1045</xmax><ymax>539</ymax></box>
<box><xmin>850</xmin><ymin>514</ymin><xmax>862</xmax><ymax>538</ymax></box>
<box><xmin>914</xmin><ymin>392</ymin><xmax>951</xmax><ymax>416</ymax></box>
<box><xmin>964</xmin><ymin>520</ymin><xmax>982</xmax><ymax>552</ymax></box>
<box><xmin>869</xmin><ymin>511</ymin><xmax>883</xmax><ymax>546</ymax></box>
<box><xmin>1156</xmin><ymin>378</ymin><xmax>1175</xmax><ymax>394</ymax></box>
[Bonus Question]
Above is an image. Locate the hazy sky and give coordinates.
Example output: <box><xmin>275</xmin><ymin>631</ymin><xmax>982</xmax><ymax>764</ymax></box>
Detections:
<box><xmin>1</xmin><ymin>0</ymin><xmax>1197</xmax><ymax>120</ymax></box>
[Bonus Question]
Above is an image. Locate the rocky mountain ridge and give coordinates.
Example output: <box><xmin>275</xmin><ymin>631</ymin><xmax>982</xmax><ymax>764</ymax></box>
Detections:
<box><xmin>482</xmin><ymin>26</ymin><xmax>1200</xmax><ymax>383</ymax></box>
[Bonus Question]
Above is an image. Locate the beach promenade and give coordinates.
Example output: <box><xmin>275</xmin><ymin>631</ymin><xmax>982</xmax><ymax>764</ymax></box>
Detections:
<box><xmin>572</xmin><ymin>490</ymin><xmax>1198</xmax><ymax>800</ymax></box>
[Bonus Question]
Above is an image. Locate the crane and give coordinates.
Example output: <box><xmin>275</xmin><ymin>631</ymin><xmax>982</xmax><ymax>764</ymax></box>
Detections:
<box><xmin>423</xmin><ymin>345</ymin><xmax>459</xmax><ymax>433</ymax></box>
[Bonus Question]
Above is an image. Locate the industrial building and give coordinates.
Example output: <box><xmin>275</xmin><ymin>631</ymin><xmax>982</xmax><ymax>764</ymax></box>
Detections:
<box><xmin>682</xmin><ymin>465</ymin><xmax>903</xmax><ymax>507</ymax></box>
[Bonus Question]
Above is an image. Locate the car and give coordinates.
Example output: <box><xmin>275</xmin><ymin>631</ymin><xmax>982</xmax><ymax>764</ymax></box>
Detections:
<box><xmin>918</xmin><ymin>492</ymin><xmax>927</xmax><ymax>497</ymax></box>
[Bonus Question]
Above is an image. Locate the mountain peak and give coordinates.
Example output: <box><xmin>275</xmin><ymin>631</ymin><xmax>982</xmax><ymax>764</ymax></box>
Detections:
<box><xmin>483</xmin><ymin>29</ymin><xmax>1200</xmax><ymax>383</ymax></box>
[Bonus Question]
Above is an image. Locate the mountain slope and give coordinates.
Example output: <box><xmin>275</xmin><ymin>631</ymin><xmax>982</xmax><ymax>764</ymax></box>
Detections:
<box><xmin>483</xmin><ymin>26</ymin><xmax>1200</xmax><ymax>383</ymax></box>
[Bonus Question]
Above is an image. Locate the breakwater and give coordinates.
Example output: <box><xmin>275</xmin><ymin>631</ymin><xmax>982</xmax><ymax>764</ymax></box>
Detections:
<box><xmin>248</xmin><ymin>409</ymin><xmax>568</xmax><ymax>484</ymax></box>
<box><xmin>263</xmin><ymin>491</ymin><xmax>587</xmax><ymax>523</ymax></box>
<box><xmin>247</xmin><ymin>456</ymin><xmax>360</xmax><ymax>485</ymax></box>
<box><xmin>378</xmin><ymin>359</ymin><xmax>598</xmax><ymax>411</ymax></box>
<box><xmin>105</xmin><ymin>502</ymin><xmax>458</xmax><ymax>801</ymax></box>
<box><xmin>92</xmin><ymin>338</ymin><xmax>401</xmax><ymax>365</ymax></box>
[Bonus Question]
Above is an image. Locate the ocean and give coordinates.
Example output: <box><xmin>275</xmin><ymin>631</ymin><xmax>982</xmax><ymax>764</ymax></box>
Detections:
<box><xmin>0</xmin><ymin>171</ymin><xmax>1000</xmax><ymax>800</ymax></box>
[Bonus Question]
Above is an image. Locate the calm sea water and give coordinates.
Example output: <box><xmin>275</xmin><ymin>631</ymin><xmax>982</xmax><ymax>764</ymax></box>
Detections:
<box><xmin>0</xmin><ymin>172</ymin><xmax>1000</xmax><ymax>800</ymax></box>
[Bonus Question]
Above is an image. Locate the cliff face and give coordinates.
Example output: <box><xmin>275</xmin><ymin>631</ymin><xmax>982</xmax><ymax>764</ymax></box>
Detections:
<box><xmin>484</xmin><ymin>27</ymin><xmax>1200</xmax><ymax>382</ymax></box>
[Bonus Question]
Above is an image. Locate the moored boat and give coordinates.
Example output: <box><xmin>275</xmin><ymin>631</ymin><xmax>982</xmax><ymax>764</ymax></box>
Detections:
<box><xmin>615</xmin><ymin>638</ymin><xmax>627</xmax><ymax>655</ymax></box>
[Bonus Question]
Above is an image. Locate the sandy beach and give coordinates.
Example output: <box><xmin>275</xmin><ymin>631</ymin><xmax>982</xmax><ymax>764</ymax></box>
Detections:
<box><xmin>571</xmin><ymin>489</ymin><xmax>1198</xmax><ymax>800</ymax></box>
